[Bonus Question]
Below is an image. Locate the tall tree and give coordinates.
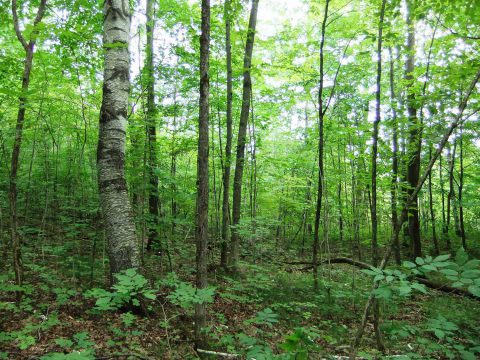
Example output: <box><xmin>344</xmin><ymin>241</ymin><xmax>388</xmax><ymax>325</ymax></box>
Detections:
<box><xmin>389</xmin><ymin>48</ymin><xmax>401</xmax><ymax>265</ymax></box>
<box><xmin>145</xmin><ymin>0</ymin><xmax>160</xmax><ymax>252</ymax></box>
<box><xmin>220</xmin><ymin>0</ymin><xmax>233</xmax><ymax>268</ymax></box>
<box><xmin>98</xmin><ymin>0</ymin><xmax>139</xmax><ymax>275</ymax></box>
<box><xmin>405</xmin><ymin>0</ymin><xmax>422</xmax><ymax>258</ymax></box>
<box><xmin>9</xmin><ymin>0</ymin><xmax>47</xmax><ymax>302</ymax></box>
<box><xmin>312</xmin><ymin>0</ymin><xmax>330</xmax><ymax>291</ymax></box>
<box><xmin>194</xmin><ymin>0</ymin><xmax>210</xmax><ymax>348</ymax></box>
<box><xmin>370</xmin><ymin>0</ymin><xmax>387</xmax><ymax>352</ymax></box>
<box><xmin>229</xmin><ymin>0</ymin><xmax>260</xmax><ymax>269</ymax></box>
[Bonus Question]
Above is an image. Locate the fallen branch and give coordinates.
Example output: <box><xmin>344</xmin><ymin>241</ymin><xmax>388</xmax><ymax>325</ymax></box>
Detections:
<box><xmin>285</xmin><ymin>257</ymin><xmax>479</xmax><ymax>300</ymax></box>
<box><xmin>197</xmin><ymin>348</ymin><xmax>240</xmax><ymax>358</ymax></box>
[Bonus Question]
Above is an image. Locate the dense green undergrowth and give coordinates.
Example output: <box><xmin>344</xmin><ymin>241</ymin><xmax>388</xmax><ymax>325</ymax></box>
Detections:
<box><xmin>1</xmin><ymin>242</ymin><xmax>479</xmax><ymax>359</ymax></box>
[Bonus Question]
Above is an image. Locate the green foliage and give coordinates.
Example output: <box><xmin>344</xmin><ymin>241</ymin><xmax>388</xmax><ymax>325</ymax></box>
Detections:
<box><xmin>159</xmin><ymin>272</ymin><xmax>215</xmax><ymax>309</ymax></box>
<box><xmin>40</xmin><ymin>351</ymin><xmax>94</xmax><ymax>360</ymax></box>
<box><xmin>0</xmin><ymin>312</ymin><xmax>60</xmax><ymax>351</ymax></box>
<box><xmin>404</xmin><ymin>248</ymin><xmax>480</xmax><ymax>297</ymax></box>
<box><xmin>43</xmin><ymin>332</ymin><xmax>95</xmax><ymax>359</ymax></box>
<box><xmin>246</xmin><ymin>308</ymin><xmax>279</xmax><ymax>328</ymax></box>
<box><xmin>361</xmin><ymin>266</ymin><xmax>427</xmax><ymax>299</ymax></box>
<box><xmin>279</xmin><ymin>327</ymin><xmax>321</xmax><ymax>360</ymax></box>
<box><xmin>53</xmin><ymin>287</ymin><xmax>77</xmax><ymax>306</ymax></box>
<box><xmin>84</xmin><ymin>268</ymin><xmax>156</xmax><ymax>311</ymax></box>
<box><xmin>426</xmin><ymin>315</ymin><xmax>458</xmax><ymax>340</ymax></box>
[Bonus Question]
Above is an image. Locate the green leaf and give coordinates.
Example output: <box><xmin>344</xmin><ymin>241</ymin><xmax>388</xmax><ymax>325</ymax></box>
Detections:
<box><xmin>440</xmin><ymin>269</ymin><xmax>458</xmax><ymax>276</ymax></box>
<box><xmin>403</xmin><ymin>261</ymin><xmax>416</xmax><ymax>268</ymax></box>
<box><xmin>361</xmin><ymin>269</ymin><xmax>378</xmax><ymax>276</ymax></box>
<box><xmin>463</xmin><ymin>260</ymin><xmax>480</xmax><ymax>270</ymax></box>
<box><xmin>143</xmin><ymin>291</ymin><xmax>156</xmax><ymax>300</ymax></box>
<box><xmin>455</xmin><ymin>248</ymin><xmax>468</xmax><ymax>266</ymax></box>
<box><xmin>461</xmin><ymin>270</ymin><xmax>480</xmax><ymax>279</ymax></box>
<box><xmin>467</xmin><ymin>285</ymin><xmax>480</xmax><ymax>297</ymax></box>
<box><xmin>434</xmin><ymin>329</ymin><xmax>445</xmax><ymax>339</ymax></box>
<box><xmin>415</xmin><ymin>257</ymin><xmax>425</xmax><ymax>265</ymax></box>
<box><xmin>421</xmin><ymin>264</ymin><xmax>437</xmax><ymax>272</ymax></box>
<box><xmin>433</xmin><ymin>254</ymin><xmax>450</xmax><ymax>262</ymax></box>
<box><xmin>411</xmin><ymin>282</ymin><xmax>427</xmax><ymax>294</ymax></box>
<box><xmin>398</xmin><ymin>286</ymin><xmax>412</xmax><ymax>296</ymax></box>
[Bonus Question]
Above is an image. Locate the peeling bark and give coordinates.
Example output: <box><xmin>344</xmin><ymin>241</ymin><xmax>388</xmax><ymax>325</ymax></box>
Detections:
<box><xmin>98</xmin><ymin>0</ymin><xmax>139</xmax><ymax>276</ymax></box>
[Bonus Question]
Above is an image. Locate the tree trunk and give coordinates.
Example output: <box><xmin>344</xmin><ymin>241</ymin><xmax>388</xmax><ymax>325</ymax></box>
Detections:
<box><xmin>9</xmin><ymin>0</ymin><xmax>47</xmax><ymax>302</ymax></box>
<box><xmin>370</xmin><ymin>0</ymin><xmax>387</xmax><ymax>352</ymax></box>
<box><xmin>428</xmin><ymin>146</ymin><xmax>439</xmax><ymax>254</ymax></box>
<box><xmin>312</xmin><ymin>0</ymin><xmax>330</xmax><ymax>292</ymax></box>
<box><xmin>388</xmin><ymin>48</ymin><xmax>401</xmax><ymax>265</ymax></box>
<box><xmin>405</xmin><ymin>0</ymin><xmax>422</xmax><ymax>259</ymax></box>
<box><xmin>98</xmin><ymin>0</ymin><xmax>139</xmax><ymax>275</ymax></box>
<box><xmin>458</xmin><ymin>126</ymin><xmax>466</xmax><ymax>249</ymax></box>
<box><xmin>220</xmin><ymin>0</ymin><xmax>233</xmax><ymax>267</ymax></box>
<box><xmin>229</xmin><ymin>0</ymin><xmax>259</xmax><ymax>269</ymax></box>
<box><xmin>439</xmin><ymin>154</ymin><xmax>447</xmax><ymax>238</ymax></box>
<box><xmin>145</xmin><ymin>0</ymin><xmax>160</xmax><ymax>252</ymax></box>
<box><xmin>446</xmin><ymin>141</ymin><xmax>456</xmax><ymax>250</ymax></box>
<box><xmin>194</xmin><ymin>0</ymin><xmax>210</xmax><ymax>348</ymax></box>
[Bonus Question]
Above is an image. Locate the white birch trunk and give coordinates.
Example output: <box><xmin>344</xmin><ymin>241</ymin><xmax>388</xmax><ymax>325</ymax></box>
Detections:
<box><xmin>98</xmin><ymin>0</ymin><xmax>139</xmax><ymax>275</ymax></box>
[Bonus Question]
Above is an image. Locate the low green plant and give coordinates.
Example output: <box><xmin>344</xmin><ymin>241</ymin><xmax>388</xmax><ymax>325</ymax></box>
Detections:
<box><xmin>84</xmin><ymin>268</ymin><xmax>156</xmax><ymax>311</ymax></box>
<box><xmin>403</xmin><ymin>248</ymin><xmax>480</xmax><ymax>297</ymax></box>
<box><xmin>43</xmin><ymin>331</ymin><xmax>95</xmax><ymax>359</ymax></box>
<box><xmin>0</xmin><ymin>312</ymin><xmax>60</xmax><ymax>351</ymax></box>
<box><xmin>279</xmin><ymin>327</ymin><xmax>321</xmax><ymax>360</ymax></box>
<box><xmin>246</xmin><ymin>308</ymin><xmax>279</xmax><ymax>328</ymax></box>
<box><xmin>361</xmin><ymin>267</ymin><xmax>427</xmax><ymax>299</ymax></box>
<box><xmin>158</xmin><ymin>272</ymin><xmax>215</xmax><ymax>310</ymax></box>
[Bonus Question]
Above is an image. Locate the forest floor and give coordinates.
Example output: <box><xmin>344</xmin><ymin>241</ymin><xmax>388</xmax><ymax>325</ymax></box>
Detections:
<box><xmin>1</xmin><ymin>244</ymin><xmax>480</xmax><ymax>359</ymax></box>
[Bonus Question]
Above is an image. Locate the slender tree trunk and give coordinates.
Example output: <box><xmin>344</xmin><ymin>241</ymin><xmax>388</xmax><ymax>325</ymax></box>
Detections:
<box><xmin>302</xmin><ymin>111</ymin><xmax>312</xmax><ymax>256</ymax></box>
<box><xmin>336</xmin><ymin>148</ymin><xmax>344</xmax><ymax>244</ymax></box>
<box><xmin>98</xmin><ymin>0</ymin><xmax>139</xmax><ymax>275</ymax></box>
<box><xmin>229</xmin><ymin>0</ymin><xmax>260</xmax><ymax>269</ymax></box>
<box><xmin>405</xmin><ymin>0</ymin><xmax>422</xmax><ymax>259</ymax></box>
<box><xmin>370</xmin><ymin>0</ymin><xmax>386</xmax><ymax>352</ymax></box>
<box><xmin>458</xmin><ymin>126</ymin><xmax>466</xmax><ymax>249</ymax></box>
<box><xmin>439</xmin><ymin>154</ymin><xmax>447</xmax><ymax>238</ymax></box>
<box><xmin>388</xmin><ymin>48</ymin><xmax>401</xmax><ymax>265</ymax></box>
<box><xmin>220</xmin><ymin>0</ymin><xmax>233</xmax><ymax>269</ymax></box>
<box><xmin>428</xmin><ymin>146</ymin><xmax>439</xmax><ymax>254</ymax></box>
<box><xmin>312</xmin><ymin>0</ymin><xmax>330</xmax><ymax>292</ymax></box>
<box><xmin>249</xmin><ymin>91</ymin><xmax>257</xmax><ymax>222</ymax></box>
<box><xmin>145</xmin><ymin>0</ymin><xmax>160</xmax><ymax>252</ymax></box>
<box><xmin>194</xmin><ymin>0</ymin><xmax>210</xmax><ymax>348</ymax></box>
<box><xmin>446</xmin><ymin>141</ymin><xmax>456</xmax><ymax>250</ymax></box>
<box><xmin>171</xmin><ymin>86</ymin><xmax>178</xmax><ymax>236</ymax></box>
<box><xmin>9</xmin><ymin>0</ymin><xmax>47</xmax><ymax>302</ymax></box>
<box><xmin>418</xmin><ymin>23</ymin><xmax>438</xmax><ymax>255</ymax></box>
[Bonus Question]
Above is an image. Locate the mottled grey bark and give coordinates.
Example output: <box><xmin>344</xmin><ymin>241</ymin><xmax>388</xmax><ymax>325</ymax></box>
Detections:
<box><xmin>10</xmin><ymin>0</ymin><xmax>47</xmax><ymax>302</ymax></box>
<box><xmin>195</xmin><ymin>0</ymin><xmax>210</xmax><ymax>348</ymax></box>
<box><xmin>98</xmin><ymin>0</ymin><xmax>139</xmax><ymax>275</ymax></box>
<box><xmin>229</xmin><ymin>0</ymin><xmax>260</xmax><ymax>269</ymax></box>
